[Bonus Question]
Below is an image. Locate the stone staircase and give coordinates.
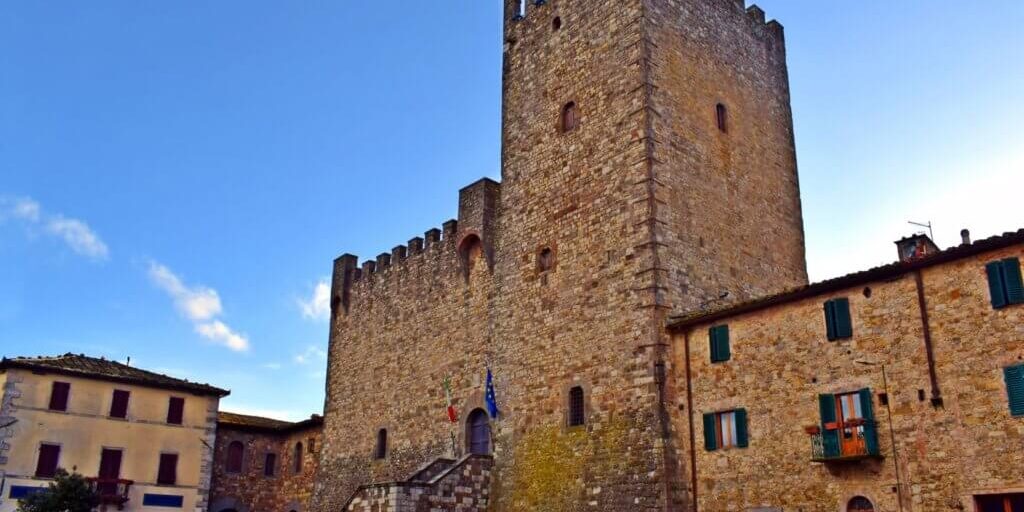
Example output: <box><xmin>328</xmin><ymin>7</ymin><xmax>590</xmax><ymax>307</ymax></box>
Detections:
<box><xmin>343</xmin><ymin>454</ymin><xmax>492</xmax><ymax>512</ymax></box>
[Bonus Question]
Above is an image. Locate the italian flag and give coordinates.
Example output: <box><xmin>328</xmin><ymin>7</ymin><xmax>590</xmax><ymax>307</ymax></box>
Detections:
<box><xmin>443</xmin><ymin>375</ymin><xmax>458</xmax><ymax>423</ymax></box>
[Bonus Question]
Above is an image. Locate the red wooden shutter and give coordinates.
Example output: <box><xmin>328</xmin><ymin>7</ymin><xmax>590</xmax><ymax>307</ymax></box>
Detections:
<box><xmin>157</xmin><ymin>453</ymin><xmax>178</xmax><ymax>485</ymax></box>
<box><xmin>167</xmin><ymin>397</ymin><xmax>185</xmax><ymax>425</ymax></box>
<box><xmin>264</xmin><ymin>453</ymin><xmax>277</xmax><ymax>477</ymax></box>
<box><xmin>49</xmin><ymin>382</ymin><xmax>70</xmax><ymax>411</ymax></box>
<box><xmin>226</xmin><ymin>442</ymin><xmax>243</xmax><ymax>473</ymax></box>
<box><xmin>35</xmin><ymin>444</ymin><xmax>61</xmax><ymax>477</ymax></box>
<box><xmin>110</xmin><ymin>390</ymin><xmax>130</xmax><ymax>418</ymax></box>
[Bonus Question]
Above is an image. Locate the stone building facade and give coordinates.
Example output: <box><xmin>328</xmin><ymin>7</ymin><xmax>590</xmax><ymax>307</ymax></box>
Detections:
<box><xmin>210</xmin><ymin>413</ymin><xmax>322</xmax><ymax>512</ymax></box>
<box><xmin>668</xmin><ymin>231</ymin><xmax>1024</xmax><ymax>511</ymax></box>
<box><xmin>314</xmin><ymin>1</ymin><xmax>806</xmax><ymax>511</ymax></box>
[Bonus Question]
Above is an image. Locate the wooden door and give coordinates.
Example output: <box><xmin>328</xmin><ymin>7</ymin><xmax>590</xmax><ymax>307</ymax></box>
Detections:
<box><xmin>836</xmin><ymin>392</ymin><xmax>866</xmax><ymax>456</ymax></box>
<box><xmin>467</xmin><ymin>409</ymin><xmax>491</xmax><ymax>455</ymax></box>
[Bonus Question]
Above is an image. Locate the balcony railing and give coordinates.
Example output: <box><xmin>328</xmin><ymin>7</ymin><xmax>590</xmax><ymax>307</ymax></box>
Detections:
<box><xmin>809</xmin><ymin>419</ymin><xmax>882</xmax><ymax>462</ymax></box>
<box><xmin>85</xmin><ymin>478</ymin><xmax>133</xmax><ymax>510</ymax></box>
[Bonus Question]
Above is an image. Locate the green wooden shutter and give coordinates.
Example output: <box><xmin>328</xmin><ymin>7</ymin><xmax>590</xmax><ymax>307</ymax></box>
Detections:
<box><xmin>858</xmin><ymin>388</ymin><xmax>880</xmax><ymax>456</ymax></box>
<box><xmin>703</xmin><ymin>413</ymin><xmax>718</xmax><ymax>451</ymax></box>
<box><xmin>987</xmin><ymin>261</ymin><xmax>1009</xmax><ymax>309</ymax></box>
<box><xmin>1002</xmin><ymin>258</ymin><xmax>1024</xmax><ymax>305</ymax></box>
<box><xmin>1004</xmin><ymin>365</ymin><xmax>1024</xmax><ymax>417</ymax></box>
<box><xmin>735</xmin><ymin>408</ymin><xmax>749</xmax><ymax>448</ymax></box>
<box><xmin>818</xmin><ymin>394</ymin><xmax>840</xmax><ymax>458</ymax></box>
<box><xmin>834</xmin><ymin>298</ymin><xmax>853</xmax><ymax>339</ymax></box>
<box><xmin>824</xmin><ymin>301</ymin><xmax>838</xmax><ymax>341</ymax></box>
<box><xmin>709</xmin><ymin>326</ymin><xmax>730</xmax><ymax>363</ymax></box>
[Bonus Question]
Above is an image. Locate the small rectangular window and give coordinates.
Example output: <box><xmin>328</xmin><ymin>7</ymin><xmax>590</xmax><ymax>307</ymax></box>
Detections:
<box><xmin>987</xmin><ymin>258</ymin><xmax>1024</xmax><ymax>309</ymax></box>
<box><xmin>157</xmin><ymin>453</ymin><xmax>178</xmax><ymax>486</ymax></box>
<box><xmin>110</xmin><ymin>390</ymin><xmax>130</xmax><ymax>419</ymax></box>
<box><xmin>709</xmin><ymin>325</ymin><xmax>731</xmax><ymax>363</ymax></box>
<box><xmin>1005</xmin><ymin>365</ymin><xmax>1024</xmax><ymax>417</ymax></box>
<box><xmin>264</xmin><ymin>453</ymin><xmax>277</xmax><ymax>477</ymax></box>
<box><xmin>48</xmin><ymin>382</ymin><xmax>70</xmax><ymax>412</ymax></box>
<box><xmin>35</xmin><ymin>444</ymin><xmax>61</xmax><ymax>478</ymax></box>
<box><xmin>167</xmin><ymin>397</ymin><xmax>185</xmax><ymax>425</ymax></box>
<box><xmin>824</xmin><ymin>298</ymin><xmax>853</xmax><ymax>341</ymax></box>
<box><xmin>703</xmin><ymin>409</ymin><xmax>748</xmax><ymax>451</ymax></box>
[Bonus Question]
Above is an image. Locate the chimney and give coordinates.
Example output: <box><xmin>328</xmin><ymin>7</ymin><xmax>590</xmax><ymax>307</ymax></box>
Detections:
<box><xmin>895</xmin><ymin>233</ymin><xmax>940</xmax><ymax>263</ymax></box>
<box><xmin>960</xmin><ymin>229</ymin><xmax>971</xmax><ymax>245</ymax></box>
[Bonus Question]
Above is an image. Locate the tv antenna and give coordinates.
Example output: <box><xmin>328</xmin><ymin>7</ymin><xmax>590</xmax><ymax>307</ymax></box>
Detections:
<box><xmin>908</xmin><ymin>220</ymin><xmax>934</xmax><ymax>240</ymax></box>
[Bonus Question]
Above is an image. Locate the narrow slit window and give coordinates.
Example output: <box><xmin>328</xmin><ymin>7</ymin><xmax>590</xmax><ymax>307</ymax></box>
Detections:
<box><xmin>374</xmin><ymin>429</ymin><xmax>388</xmax><ymax>460</ymax></box>
<box><xmin>568</xmin><ymin>386</ymin><xmax>585</xmax><ymax>427</ymax></box>
<box><xmin>561</xmin><ymin>102</ymin><xmax>579</xmax><ymax>133</ymax></box>
<box><xmin>293</xmin><ymin>442</ymin><xmax>303</xmax><ymax>474</ymax></box>
<box><xmin>716</xmin><ymin>103</ymin><xmax>729</xmax><ymax>133</ymax></box>
<box><xmin>225</xmin><ymin>441</ymin><xmax>243</xmax><ymax>473</ymax></box>
<box><xmin>264</xmin><ymin>453</ymin><xmax>277</xmax><ymax>477</ymax></box>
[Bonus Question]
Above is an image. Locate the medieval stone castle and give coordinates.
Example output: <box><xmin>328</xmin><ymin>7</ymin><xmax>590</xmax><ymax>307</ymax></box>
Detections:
<box><xmin>255</xmin><ymin>1</ymin><xmax>1024</xmax><ymax>511</ymax></box>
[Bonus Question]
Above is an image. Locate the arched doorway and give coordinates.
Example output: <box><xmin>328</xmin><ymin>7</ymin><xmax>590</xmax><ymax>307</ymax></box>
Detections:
<box><xmin>466</xmin><ymin>408</ymin><xmax>491</xmax><ymax>455</ymax></box>
<box><xmin>847</xmin><ymin>496</ymin><xmax>875</xmax><ymax>512</ymax></box>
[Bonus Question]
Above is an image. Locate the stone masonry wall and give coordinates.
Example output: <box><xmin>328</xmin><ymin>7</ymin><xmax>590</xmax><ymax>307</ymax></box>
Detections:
<box><xmin>344</xmin><ymin>455</ymin><xmax>492</xmax><ymax>512</ymax></box>
<box><xmin>671</xmin><ymin>242</ymin><xmax>1024</xmax><ymax>511</ymax></box>
<box><xmin>210</xmin><ymin>425</ymin><xmax>322</xmax><ymax>512</ymax></box>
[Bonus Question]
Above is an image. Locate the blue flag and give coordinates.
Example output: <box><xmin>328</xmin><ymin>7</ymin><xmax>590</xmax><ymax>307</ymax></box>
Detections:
<box><xmin>485</xmin><ymin>367</ymin><xmax>500</xmax><ymax>419</ymax></box>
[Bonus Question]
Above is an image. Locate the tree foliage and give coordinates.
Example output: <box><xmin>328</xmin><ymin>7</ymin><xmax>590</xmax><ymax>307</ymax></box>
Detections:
<box><xmin>16</xmin><ymin>469</ymin><xmax>100</xmax><ymax>512</ymax></box>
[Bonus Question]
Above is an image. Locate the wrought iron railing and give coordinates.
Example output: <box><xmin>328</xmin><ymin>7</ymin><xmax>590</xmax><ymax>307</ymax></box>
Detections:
<box><xmin>809</xmin><ymin>420</ymin><xmax>881</xmax><ymax>462</ymax></box>
<box><xmin>85</xmin><ymin>478</ymin><xmax>133</xmax><ymax>510</ymax></box>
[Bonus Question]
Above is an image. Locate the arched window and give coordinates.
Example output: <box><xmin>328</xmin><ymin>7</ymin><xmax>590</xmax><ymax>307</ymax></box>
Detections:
<box><xmin>716</xmin><ymin>103</ymin><xmax>729</xmax><ymax>133</ymax></box>
<box><xmin>293</xmin><ymin>442</ymin><xmax>303</xmax><ymax>474</ymax></box>
<box><xmin>847</xmin><ymin>497</ymin><xmax>874</xmax><ymax>512</ymax></box>
<box><xmin>225</xmin><ymin>441</ymin><xmax>243</xmax><ymax>473</ymax></box>
<box><xmin>374</xmin><ymin>429</ymin><xmax>388</xmax><ymax>460</ymax></box>
<box><xmin>561</xmin><ymin>102</ymin><xmax>579</xmax><ymax>133</ymax></box>
<box><xmin>537</xmin><ymin>247</ymin><xmax>554</xmax><ymax>272</ymax></box>
<box><xmin>459</xmin><ymin>235</ymin><xmax>484</xmax><ymax>276</ymax></box>
<box><xmin>568</xmin><ymin>386</ymin><xmax>585</xmax><ymax>427</ymax></box>
<box><xmin>552</xmin><ymin>17</ymin><xmax>562</xmax><ymax>31</ymax></box>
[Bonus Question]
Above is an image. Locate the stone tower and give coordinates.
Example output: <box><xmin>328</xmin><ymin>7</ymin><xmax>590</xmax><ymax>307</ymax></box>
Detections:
<box><xmin>314</xmin><ymin>1</ymin><xmax>806</xmax><ymax>510</ymax></box>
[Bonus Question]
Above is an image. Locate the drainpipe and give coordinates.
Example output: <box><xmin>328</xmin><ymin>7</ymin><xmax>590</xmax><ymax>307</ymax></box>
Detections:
<box><xmin>683</xmin><ymin>330</ymin><xmax>698</xmax><ymax>512</ymax></box>
<box><xmin>913</xmin><ymin>270</ymin><xmax>943</xmax><ymax>406</ymax></box>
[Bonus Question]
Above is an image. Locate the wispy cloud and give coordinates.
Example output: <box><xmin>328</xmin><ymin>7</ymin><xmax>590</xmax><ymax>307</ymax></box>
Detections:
<box><xmin>298</xmin><ymin>279</ymin><xmax>331</xmax><ymax>321</ymax></box>
<box><xmin>294</xmin><ymin>345</ymin><xmax>326</xmax><ymax>365</ymax></box>
<box><xmin>1</xmin><ymin>196</ymin><xmax>109</xmax><ymax>260</ymax></box>
<box><xmin>147</xmin><ymin>261</ymin><xmax>250</xmax><ymax>352</ymax></box>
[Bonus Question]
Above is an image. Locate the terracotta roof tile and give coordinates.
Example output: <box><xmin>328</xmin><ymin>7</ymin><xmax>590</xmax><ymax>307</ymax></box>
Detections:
<box><xmin>217</xmin><ymin>411</ymin><xmax>323</xmax><ymax>433</ymax></box>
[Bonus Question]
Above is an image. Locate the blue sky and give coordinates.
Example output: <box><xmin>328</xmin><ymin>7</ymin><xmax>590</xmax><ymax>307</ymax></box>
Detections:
<box><xmin>2</xmin><ymin>2</ymin><xmax>1022</xmax><ymax>420</ymax></box>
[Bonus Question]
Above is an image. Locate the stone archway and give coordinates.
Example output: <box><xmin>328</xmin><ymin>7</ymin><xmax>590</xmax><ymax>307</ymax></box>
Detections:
<box><xmin>847</xmin><ymin>496</ymin><xmax>875</xmax><ymax>512</ymax></box>
<box><xmin>466</xmin><ymin>408</ymin><xmax>491</xmax><ymax>455</ymax></box>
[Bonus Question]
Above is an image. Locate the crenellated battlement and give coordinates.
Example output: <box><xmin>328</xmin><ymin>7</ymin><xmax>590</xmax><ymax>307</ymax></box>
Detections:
<box><xmin>329</xmin><ymin>178</ymin><xmax>501</xmax><ymax>316</ymax></box>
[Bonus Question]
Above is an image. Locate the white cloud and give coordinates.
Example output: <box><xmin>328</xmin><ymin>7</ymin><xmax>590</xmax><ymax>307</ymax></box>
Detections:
<box><xmin>196</xmin><ymin>320</ymin><xmax>250</xmax><ymax>352</ymax></box>
<box><xmin>147</xmin><ymin>261</ymin><xmax>249</xmax><ymax>352</ymax></box>
<box><xmin>1</xmin><ymin>196</ymin><xmax>109</xmax><ymax>260</ymax></box>
<box><xmin>298</xmin><ymin>279</ymin><xmax>331</xmax><ymax>321</ymax></box>
<box><xmin>294</xmin><ymin>345</ymin><xmax>327</xmax><ymax>365</ymax></box>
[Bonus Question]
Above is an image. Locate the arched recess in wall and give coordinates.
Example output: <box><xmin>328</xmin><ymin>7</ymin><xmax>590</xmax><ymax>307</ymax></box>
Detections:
<box><xmin>847</xmin><ymin>496</ymin><xmax>875</xmax><ymax>512</ymax></box>
<box><xmin>458</xmin><ymin>234</ymin><xmax>485</xmax><ymax>281</ymax></box>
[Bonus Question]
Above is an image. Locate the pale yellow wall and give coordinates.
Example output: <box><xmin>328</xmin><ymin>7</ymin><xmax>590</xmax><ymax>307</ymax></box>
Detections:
<box><xmin>0</xmin><ymin>369</ymin><xmax>219</xmax><ymax>512</ymax></box>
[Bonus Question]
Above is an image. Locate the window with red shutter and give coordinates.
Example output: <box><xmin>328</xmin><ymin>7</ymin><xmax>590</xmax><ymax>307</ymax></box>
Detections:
<box><xmin>225</xmin><ymin>442</ymin><xmax>243</xmax><ymax>473</ymax></box>
<box><xmin>35</xmin><ymin>444</ymin><xmax>61</xmax><ymax>478</ymax></box>
<box><xmin>157</xmin><ymin>453</ymin><xmax>178</xmax><ymax>485</ymax></box>
<box><xmin>49</xmin><ymin>382</ymin><xmax>70</xmax><ymax>412</ymax></box>
<box><xmin>167</xmin><ymin>397</ymin><xmax>185</xmax><ymax>425</ymax></box>
<box><xmin>110</xmin><ymin>390</ymin><xmax>130</xmax><ymax>419</ymax></box>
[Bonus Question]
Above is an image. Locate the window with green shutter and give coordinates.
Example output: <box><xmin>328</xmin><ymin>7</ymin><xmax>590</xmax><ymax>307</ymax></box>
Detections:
<box><xmin>988</xmin><ymin>258</ymin><xmax>1024</xmax><ymax>309</ymax></box>
<box><xmin>709</xmin><ymin>325</ymin><xmax>730</xmax><ymax>363</ymax></box>
<box><xmin>824</xmin><ymin>298</ymin><xmax>853</xmax><ymax>341</ymax></box>
<box><xmin>1004</xmin><ymin>365</ymin><xmax>1024</xmax><ymax>417</ymax></box>
<box><xmin>703</xmin><ymin>409</ymin><xmax>749</xmax><ymax>451</ymax></box>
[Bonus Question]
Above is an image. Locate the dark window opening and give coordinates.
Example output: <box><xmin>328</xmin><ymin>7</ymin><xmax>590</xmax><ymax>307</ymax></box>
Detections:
<box><xmin>561</xmin><ymin>102</ymin><xmax>579</xmax><ymax>133</ymax></box>
<box><xmin>568</xmin><ymin>386</ymin><xmax>585</xmax><ymax>427</ymax></box>
<box><xmin>552</xmin><ymin>17</ymin><xmax>562</xmax><ymax>30</ymax></box>
<box><xmin>167</xmin><ymin>397</ymin><xmax>185</xmax><ymax>425</ymax></box>
<box><xmin>847</xmin><ymin>496</ymin><xmax>875</xmax><ymax>512</ymax></box>
<box><xmin>374</xmin><ymin>430</ymin><xmax>387</xmax><ymax>460</ymax></box>
<box><xmin>264</xmin><ymin>453</ymin><xmax>277</xmax><ymax>477</ymax></box>
<box><xmin>308</xmin><ymin>439</ymin><xmax>315</xmax><ymax>453</ymax></box>
<box><xmin>157</xmin><ymin>453</ymin><xmax>178</xmax><ymax>486</ymax></box>
<box><xmin>466</xmin><ymin>410</ymin><xmax>491</xmax><ymax>455</ymax></box>
<box><xmin>97</xmin><ymin>448</ymin><xmax>123</xmax><ymax>495</ymax></box>
<box><xmin>110</xmin><ymin>390</ymin><xmax>130</xmax><ymax>419</ymax></box>
<box><xmin>537</xmin><ymin>247</ymin><xmax>555</xmax><ymax>272</ymax></box>
<box><xmin>225</xmin><ymin>441</ymin><xmax>244</xmax><ymax>473</ymax></box>
<box><xmin>293</xmin><ymin>442</ymin><xmax>303</xmax><ymax>474</ymax></box>
<box><xmin>716</xmin><ymin>103</ymin><xmax>729</xmax><ymax>133</ymax></box>
<box><xmin>35</xmin><ymin>444</ymin><xmax>61</xmax><ymax>478</ymax></box>
<box><xmin>48</xmin><ymin>382</ymin><xmax>70</xmax><ymax>412</ymax></box>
